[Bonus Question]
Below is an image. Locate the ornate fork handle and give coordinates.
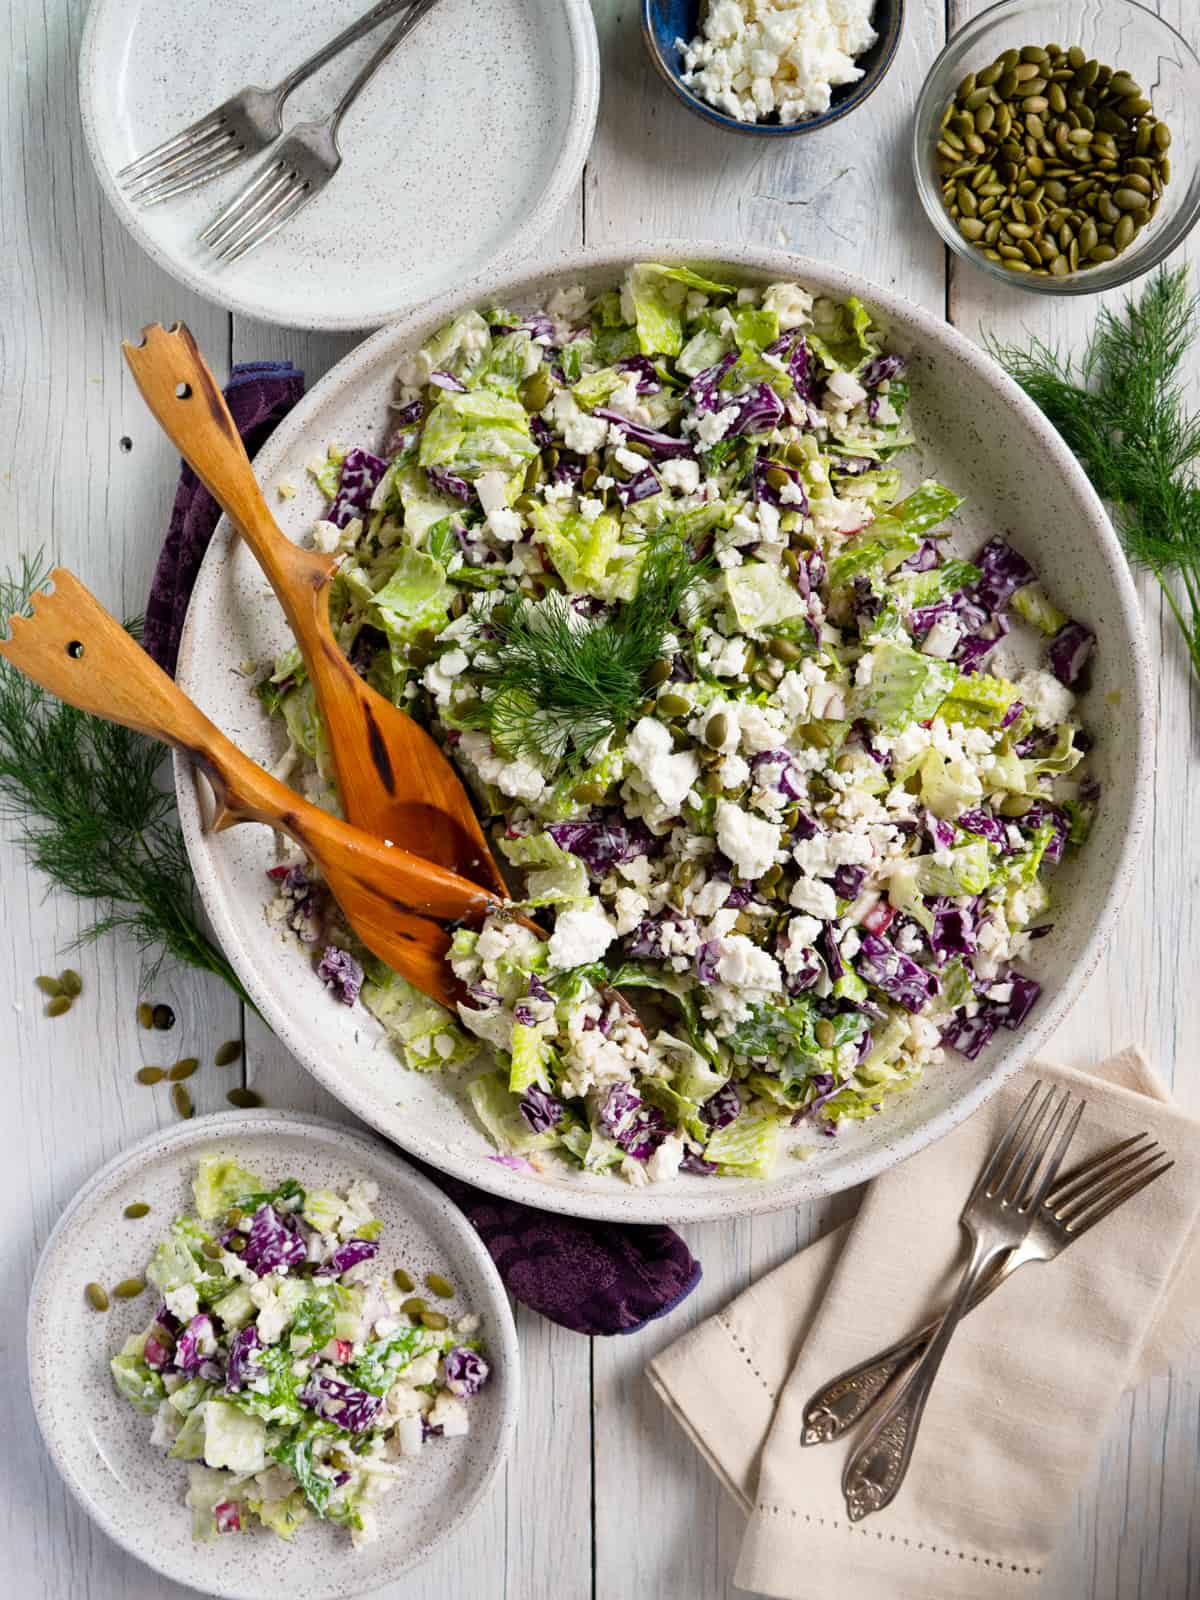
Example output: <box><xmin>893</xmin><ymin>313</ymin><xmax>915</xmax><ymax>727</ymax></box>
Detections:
<box><xmin>841</xmin><ymin>1236</ymin><xmax>1004</xmax><ymax>1521</ymax></box>
<box><xmin>802</xmin><ymin>1252</ymin><xmax>1018</xmax><ymax>1445</ymax></box>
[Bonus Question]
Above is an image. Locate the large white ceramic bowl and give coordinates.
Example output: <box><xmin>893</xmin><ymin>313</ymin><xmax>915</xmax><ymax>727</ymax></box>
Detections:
<box><xmin>174</xmin><ymin>242</ymin><xmax>1153</xmax><ymax>1224</ymax></box>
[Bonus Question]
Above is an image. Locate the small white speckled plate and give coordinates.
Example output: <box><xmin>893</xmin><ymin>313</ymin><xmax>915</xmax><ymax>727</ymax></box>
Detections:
<box><xmin>27</xmin><ymin>1111</ymin><xmax>519</xmax><ymax>1599</ymax></box>
<box><xmin>77</xmin><ymin>0</ymin><xmax>598</xmax><ymax>330</ymax></box>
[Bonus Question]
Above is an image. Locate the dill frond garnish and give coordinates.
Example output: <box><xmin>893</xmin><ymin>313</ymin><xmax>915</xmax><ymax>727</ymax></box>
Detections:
<box><xmin>0</xmin><ymin>553</ymin><xmax>254</xmax><ymax>1006</ymax></box>
<box><xmin>468</xmin><ymin>527</ymin><xmax>713</xmax><ymax>770</ymax></box>
<box><xmin>987</xmin><ymin>266</ymin><xmax>1200</xmax><ymax>679</ymax></box>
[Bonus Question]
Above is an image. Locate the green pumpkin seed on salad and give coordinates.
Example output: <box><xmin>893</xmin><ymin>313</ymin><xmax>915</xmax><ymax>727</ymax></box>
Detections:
<box><xmin>110</xmin><ymin>1156</ymin><xmax>489</xmax><ymax>1545</ymax></box>
<box><xmin>255</xmin><ymin>262</ymin><xmax>1097</xmax><ymax>1184</ymax></box>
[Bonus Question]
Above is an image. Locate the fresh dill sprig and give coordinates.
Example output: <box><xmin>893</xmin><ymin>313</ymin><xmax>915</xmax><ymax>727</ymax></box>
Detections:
<box><xmin>0</xmin><ymin>553</ymin><xmax>254</xmax><ymax>1008</ymax></box>
<box><xmin>986</xmin><ymin>266</ymin><xmax>1200</xmax><ymax>679</ymax></box>
<box><xmin>468</xmin><ymin>527</ymin><xmax>713</xmax><ymax>771</ymax></box>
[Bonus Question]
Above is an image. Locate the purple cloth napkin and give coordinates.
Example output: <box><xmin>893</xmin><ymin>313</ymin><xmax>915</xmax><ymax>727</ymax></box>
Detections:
<box><xmin>146</xmin><ymin>361</ymin><xmax>701</xmax><ymax>1337</ymax></box>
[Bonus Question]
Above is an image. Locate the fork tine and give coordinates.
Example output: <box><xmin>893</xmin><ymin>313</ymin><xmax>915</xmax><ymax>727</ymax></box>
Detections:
<box><xmin>970</xmin><ymin>1081</ymin><xmax>1040</xmax><ymax>1204</ymax></box>
<box><xmin>117</xmin><ymin>114</ymin><xmax>226</xmax><ymax>182</ymax></box>
<box><xmin>209</xmin><ymin>170</ymin><xmax>296</xmax><ymax>257</ymax></box>
<box><xmin>1056</xmin><ymin>1143</ymin><xmax>1166</xmax><ymax>1226</ymax></box>
<box><xmin>991</xmin><ymin>1083</ymin><xmax>1057</xmax><ymax>1203</ymax></box>
<box><xmin>1048</xmin><ymin>1133</ymin><xmax>1155</xmax><ymax>1209</ymax></box>
<box><xmin>125</xmin><ymin>126</ymin><xmax>236</xmax><ymax>195</ymax></box>
<box><xmin>1025</xmin><ymin>1095</ymin><xmax>1085</xmax><ymax>1210</ymax></box>
<box><xmin>200</xmin><ymin>160</ymin><xmax>287</xmax><ymax>247</ymax></box>
<box><xmin>129</xmin><ymin>142</ymin><xmax>244</xmax><ymax>207</ymax></box>
<box><xmin>1064</xmin><ymin>1158</ymin><xmax>1174</xmax><ymax>1235</ymax></box>
<box><xmin>217</xmin><ymin>180</ymin><xmax>312</xmax><ymax>263</ymax></box>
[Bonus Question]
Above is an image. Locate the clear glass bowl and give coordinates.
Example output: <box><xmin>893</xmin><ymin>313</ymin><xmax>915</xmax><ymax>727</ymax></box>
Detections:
<box><xmin>913</xmin><ymin>0</ymin><xmax>1200</xmax><ymax>295</ymax></box>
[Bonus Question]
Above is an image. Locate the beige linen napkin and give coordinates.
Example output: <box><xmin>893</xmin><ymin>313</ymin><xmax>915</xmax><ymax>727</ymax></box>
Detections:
<box><xmin>648</xmin><ymin>1050</ymin><xmax>1200</xmax><ymax>1597</ymax></box>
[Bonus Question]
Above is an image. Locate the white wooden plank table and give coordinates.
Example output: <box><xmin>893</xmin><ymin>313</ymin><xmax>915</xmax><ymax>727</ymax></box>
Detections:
<box><xmin>1</xmin><ymin>1</ymin><xmax>1198</xmax><ymax>1596</ymax></box>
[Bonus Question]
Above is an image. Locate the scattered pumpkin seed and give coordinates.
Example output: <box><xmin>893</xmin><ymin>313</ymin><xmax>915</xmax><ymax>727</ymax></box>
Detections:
<box><xmin>656</xmin><ymin>691</ymin><xmax>691</xmax><ymax>717</ymax></box>
<box><xmin>85</xmin><ymin>1282</ymin><xmax>109</xmax><ymax>1312</ymax></box>
<box><xmin>420</xmin><ymin>1310</ymin><xmax>450</xmax><ymax>1331</ymax></box>
<box><xmin>401</xmin><ymin>1296</ymin><xmax>428</xmax><ymax>1317</ymax></box>
<box><xmin>171</xmin><ymin>1083</ymin><xmax>193</xmax><ymax>1119</ymax></box>
<box><xmin>643</xmin><ymin>658</ymin><xmax>673</xmax><ymax>688</ymax></box>
<box><xmin>152</xmin><ymin>1003</ymin><xmax>175</xmax><ymax>1031</ymax></box>
<box><xmin>202</xmin><ymin>1240</ymin><xmax>224</xmax><ymax>1259</ymax></box>
<box><xmin>136</xmin><ymin>1065</ymin><xmax>165</xmax><ymax>1085</ymax></box>
<box><xmin>46</xmin><ymin>996</ymin><xmax>72</xmax><ymax>1018</ymax></box>
<box><xmin>393</xmin><ymin>1268</ymin><xmax>415</xmax><ymax>1292</ymax></box>
<box><xmin>227</xmin><ymin>1087</ymin><xmax>263</xmax><ymax>1109</ymax></box>
<box><xmin>168</xmin><ymin>1057</ymin><xmax>199</xmax><ymax>1081</ymax></box>
<box><xmin>704</xmin><ymin>712</ymin><xmax>728</xmax><ymax>749</ymax></box>
<box><xmin>59</xmin><ymin>969</ymin><xmax>83</xmax><ymax>997</ymax></box>
<box><xmin>214</xmin><ymin>1039</ymin><xmax>242</xmax><ymax>1067</ymax></box>
<box><xmin>35</xmin><ymin>975</ymin><xmax>63</xmax><ymax>996</ymax></box>
<box><xmin>426</xmin><ymin>1272</ymin><xmax>455</xmax><ymax>1299</ymax></box>
<box><xmin>123</xmin><ymin>1202</ymin><xmax>151</xmax><ymax>1219</ymax></box>
<box><xmin>113</xmin><ymin>1277</ymin><xmax>146</xmax><ymax>1300</ymax></box>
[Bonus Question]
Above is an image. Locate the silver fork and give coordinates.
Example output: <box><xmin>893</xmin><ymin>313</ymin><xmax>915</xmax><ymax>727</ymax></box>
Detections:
<box><xmin>118</xmin><ymin>0</ymin><xmax>416</xmax><ymax>206</ymax></box>
<box><xmin>802</xmin><ymin>1131</ymin><xmax>1172</xmax><ymax>1446</ymax></box>
<box><xmin>200</xmin><ymin>0</ymin><xmax>442</xmax><ymax>265</ymax></box>
<box><xmin>840</xmin><ymin>1082</ymin><xmax>1084</xmax><ymax>1522</ymax></box>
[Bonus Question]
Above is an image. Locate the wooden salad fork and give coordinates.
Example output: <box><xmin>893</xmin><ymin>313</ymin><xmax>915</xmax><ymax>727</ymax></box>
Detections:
<box><xmin>0</xmin><ymin>569</ymin><xmax>508</xmax><ymax>1009</ymax></box>
<box><xmin>121</xmin><ymin>321</ymin><xmax>508</xmax><ymax>900</ymax></box>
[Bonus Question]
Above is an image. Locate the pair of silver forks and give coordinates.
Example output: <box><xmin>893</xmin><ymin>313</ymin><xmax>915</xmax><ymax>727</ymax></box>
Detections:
<box><xmin>801</xmin><ymin>1082</ymin><xmax>1172</xmax><ymax>1520</ymax></box>
<box><xmin>117</xmin><ymin>0</ymin><xmax>440</xmax><ymax>263</ymax></box>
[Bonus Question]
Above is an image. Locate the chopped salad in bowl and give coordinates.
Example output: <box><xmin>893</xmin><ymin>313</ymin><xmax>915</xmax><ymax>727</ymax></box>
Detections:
<box><xmin>111</xmin><ymin>1155</ymin><xmax>489</xmax><ymax>1547</ymax></box>
<box><xmin>254</xmin><ymin>261</ymin><xmax>1098</xmax><ymax>1188</ymax></box>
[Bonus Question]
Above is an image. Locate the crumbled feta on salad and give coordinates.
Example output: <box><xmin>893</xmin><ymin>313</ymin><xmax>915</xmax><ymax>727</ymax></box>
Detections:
<box><xmin>255</xmin><ymin>261</ymin><xmax>1098</xmax><ymax>1185</ymax></box>
<box><xmin>678</xmin><ymin>0</ymin><xmax>879</xmax><ymax>126</ymax></box>
<box><xmin>110</xmin><ymin>1157</ymin><xmax>489</xmax><ymax>1545</ymax></box>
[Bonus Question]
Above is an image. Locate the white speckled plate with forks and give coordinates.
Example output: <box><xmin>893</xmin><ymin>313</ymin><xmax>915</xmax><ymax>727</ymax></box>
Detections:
<box><xmin>78</xmin><ymin>0</ymin><xmax>599</xmax><ymax>330</ymax></box>
<box><xmin>27</xmin><ymin>1111</ymin><xmax>519</xmax><ymax>1598</ymax></box>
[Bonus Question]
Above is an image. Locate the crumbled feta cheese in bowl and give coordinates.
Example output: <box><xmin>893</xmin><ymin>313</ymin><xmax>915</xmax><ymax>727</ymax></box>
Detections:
<box><xmin>657</xmin><ymin>0</ymin><xmax>888</xmax><ymax>130</ymax></box>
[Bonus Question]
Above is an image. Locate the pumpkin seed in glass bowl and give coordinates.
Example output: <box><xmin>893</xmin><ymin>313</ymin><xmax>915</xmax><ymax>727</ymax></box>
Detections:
<box><xmin>912</xmin><ymin>0</ymin><xmax>1200</xmax><ymax>295</ymax></box>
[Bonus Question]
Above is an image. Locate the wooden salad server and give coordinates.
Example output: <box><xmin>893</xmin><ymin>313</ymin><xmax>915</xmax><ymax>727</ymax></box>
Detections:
<box><xmin>0</xmin><ymin>569</ymin><xmax>511</xmax><ymax>1010</ymax></box>
<box><xmin>121</xmin><ymin>321</ymin><xmax>508</xmax><ymax>899</ymax></box>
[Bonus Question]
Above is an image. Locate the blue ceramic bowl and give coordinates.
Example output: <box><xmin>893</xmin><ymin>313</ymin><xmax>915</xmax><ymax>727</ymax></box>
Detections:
<box><xmin>642</xmin><ymin>0</ymin><xmax>905</xmax><ymax>136</ymax></box>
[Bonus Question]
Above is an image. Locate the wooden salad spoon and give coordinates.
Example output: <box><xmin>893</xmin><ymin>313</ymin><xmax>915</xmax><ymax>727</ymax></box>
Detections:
<box><xmin>121</xmin><ymin>321</ymin><xmax>508</xmax><ymax>899</ymax></box>
<box><xmin>0</xmin><ymin>569</ymin><xmax>510</xmax><ymax>1010</ymax></box>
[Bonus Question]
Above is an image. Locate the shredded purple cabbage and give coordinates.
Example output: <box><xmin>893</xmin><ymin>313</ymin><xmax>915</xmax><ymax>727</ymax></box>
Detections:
<box><xmin>300</xmin><ymin>1373</ymin><xmax>383</xmax><ymax>1434</ymax></box>
<box><xmin>1049</xmin><ymin>620</ymin><xmax>1095</xmax><ymax>686</ymax></box>
<box><xmin>328</xmin><ymin>448</ymin><xmax>388</xmax><ymax>529</ymax></box>
<box><xmin>592</xmin><ymin>408</ymin><xmax>697</xmax><ymax>460</ymax></box>
<box><xmin>694</xmin><ymin>939</ymin><xmax>722</xmax><ymax>985</ymax></box>
<box><xmin>597</xmin><ymin>1083</ymin><xmax>668</xmax><ymax>1160</ymax></box>
<box><xmin>316</xmin><ymin>1238</ymin><xmax>379</xmax><ymax>1278</ymax></box>
<box><xmin>546</xmin><ymin>814</ymin><xmax>655</xmax><ymax>876</ymax></box>
<box><xmin>832</xmin><ymin>865</ymin><xmax>866</xmax><ymax>900</ymax></box>
<box><xmin>928</xmin><ymin>897</ymin><xmax>979</xmax><ymax>962</ymax></box>
<box><xmin>614</xmin><ymin>355</ymin><xmax>662</xmax><ymax>394</ymax></box>
<box><xmin>426</xmin><ymin>464</ymin><xmax>474</xmax><ymax>504</ymax></box>
<box><xmin>519</xmin><ymin>1083</ymin><xmax>565</xmax><ymax>1134</ymax></box>
<box><xmin>443</xmin><ymin>1346</ymin><xmax>490</xmax><ymax>1396</ymax></box>
<box><xmin>957</xmin><ymin>809</ymin><xmax>1010</xmax><ymax>850</ymax></box>
<box><xmin>898</xmin><ymin>539</ymin><xmax>939</xmax><ymax>573</ymax></box>
<box><xmin>317</xmin><ymin>945</ymin><xmax>363</xmax><ymax>1007</ymax></box>
<box><xmin>224</xmin><ymin>1325</ymin><xmax>262</xmax><ymax>1392</ymax></box>
<box><xmin>861</xmin><ymin>353</ymin><xmax>906</xmax><ymax>388</ymax></box>
<box><xmin>429</xmin><ymin>369</ymin><xmax>467</xmax><ymax>392</ymax></box>
<box><xmin>941</xmin><ymin>1008</ymin><xmax>998</xmax><ymax>1059</ymax></box>
<box><xmin>174</xmin><ymin>1314</ymin><xmax>214</xmax><ymax>1374</ymax></box>
<box><xmin>701</xmin><ymin>1082</ymin><xmax>741</xmax><ymax>1129</ymax></box>
<box><xmin>241</xmin><ymin>1203</ymin><xmax>308</xmax><ymax>1276</ymax></box>
<box><xmin>687</xmin><ymin>352</ymin><xmax>737</xmax><ymax>414</ymax></box>
<box><xmin>972</xmin><ymin>537</ymin><xmax>1036</xmax><ymax>612</ymax></box>
<box><xmin>750</xmin><ymin>455</ymin><xmax>809</xmax><ymax>513</ymax></box>
<box><xmin>727</xmin><ymin>382</ymin><xmax>785</xmax><ymax>438</ymax></box>
<box><xmin>617</xmin><ymin>468</ymin><xmax>662</xmax><ymax>505</ymax></box>
<box><xmin>856</xmin><ymin>933</ymin><xmax>938</xmax><ymax>1013</ymax></box>
<box><xmin>819</xmin><ymin>922</ymin><xmax>845</xmax><ymax>981</ymax></box>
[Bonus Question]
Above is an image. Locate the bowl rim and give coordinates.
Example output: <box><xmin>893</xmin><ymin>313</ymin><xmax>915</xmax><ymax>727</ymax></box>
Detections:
<box><xmin>76</xmin><ymin>0</ymin><xmax>601</xmax><ymax>332</ymax></box>
<box><xmin>173</xmin><ymin>239</ymin><xmax>1154</xmax><ymax>1224</ymax></box>
<box><xmin>639</xmin><ymin>0</ymin><xmax>906</xmax><ymax>137</ymax></box>
<box><xmin>26</xmin><ymin>1109</ymin><xmax>521</xmax><ymax>1599</ymax></box>
<box><xmin>911</xmin><ymin>0</ymin><xmax>1200</xmax><ymax>295</ymax></box>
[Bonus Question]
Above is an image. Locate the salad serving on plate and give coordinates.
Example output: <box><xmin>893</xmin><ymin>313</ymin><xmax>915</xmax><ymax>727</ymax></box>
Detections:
<box><xmin>252</xmin><ymin>261</ymin><xmax>1098</xmax><ymax>1188</ymax></box>
<box><xmin>111</xmin><ymin>1155</ymin><xmax>490</xmax><ymax>1547</ymax></box>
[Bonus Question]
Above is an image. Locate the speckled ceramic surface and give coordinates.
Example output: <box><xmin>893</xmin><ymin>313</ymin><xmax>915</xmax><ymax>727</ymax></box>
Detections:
<box><xmin>172</xmin><ymin>242</ymin><xmax>1153</xmax><ymax>1225</ymax></box>
<box><xmin>27</xmin><ymin>1112</ymin><xmax>519</xmax><ymax>1599</ymax></box>
<box><xmin>77</xmin><ymin>0</ymin><xmax>599</xmax><ymax>331</ymax></box>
